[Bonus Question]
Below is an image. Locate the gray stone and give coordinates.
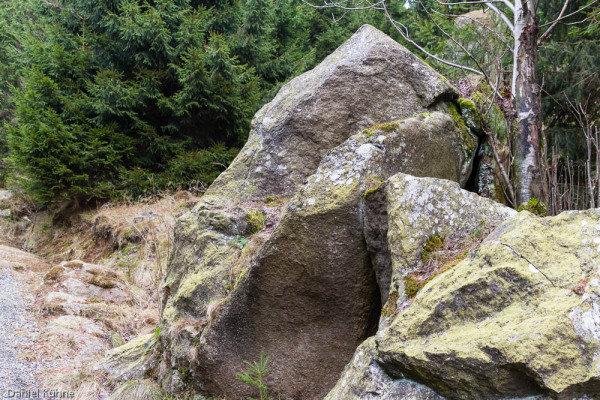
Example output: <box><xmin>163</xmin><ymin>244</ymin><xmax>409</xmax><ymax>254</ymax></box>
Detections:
<box><xmin>186</xmin><ymin>112</ymin><xmax>469</xmax><ymax>400</ymax></box>
<box><xmin>204</xmin><ymin>24</ymin><xmax>458</xmax><ymax>202</ymax></box>
<box><xmin>133</xmin><ymin>211</ymin><xmax>160</xmax><ymax>223</ymax></box>
<box><xmin>325</xmin><ymin>338</ymin><xmax>444</xmax><ymax>400</ymax></box>
<box><xmin>160</xmin><ymin>24</ymin><xmax>474</xmax><ymax>400</ymax></box>
<box><xmin>339</xmin><ymin>210</ymin><xmax>600</xmax><ymax>400</ymax></box>
<box><xmin>94</xmin><ymin>333</ymin><xmax>158</xmax><ymax>382</ymax></box>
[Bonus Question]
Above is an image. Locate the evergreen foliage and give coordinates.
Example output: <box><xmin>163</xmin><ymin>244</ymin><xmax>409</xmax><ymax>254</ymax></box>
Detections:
<box><xmin>0</xmin><ymin>0</ymin><xmax>396</xmax><ymax>205</ymax></box>
<box><xmin>0</xmin><ymin>0</ymin><xmax>596</xmax><ymax>207</ymax></box>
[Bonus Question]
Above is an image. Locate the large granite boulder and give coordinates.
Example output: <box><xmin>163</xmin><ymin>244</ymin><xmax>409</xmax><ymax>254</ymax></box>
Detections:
<box><xmin>206</xmin><ymin>24</ymin><xmax>458</xmax><ymax>201</ymax></box>
<box><xmin>188</xmin><ymin>112</ymin><xmax>468</xmax><ymax>399</ymax></box>
<box><xmin>364</xmin><ymin>173</ymin><xmax>516</xmax><ymax>329</ymax></box>
<box><xmin>160</xmin><ymin>23</ymin><xmax>465</xmax><ymax>337</ymax></box>
<box><xmin>329</xmin><ymin>207</ymin><xmax>600</xmax><ymax>399</ymax></box>
<box><xmin>157</xmin><ymin>24</ymin><xmax>476</xmax><ymax>400</ymax></box>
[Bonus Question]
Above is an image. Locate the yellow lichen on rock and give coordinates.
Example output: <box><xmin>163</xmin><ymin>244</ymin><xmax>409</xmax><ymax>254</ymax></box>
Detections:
<box><xmin>374</xmin><ymin>210</ymin><xmax>600</xmax><ymax>399</ymax></box>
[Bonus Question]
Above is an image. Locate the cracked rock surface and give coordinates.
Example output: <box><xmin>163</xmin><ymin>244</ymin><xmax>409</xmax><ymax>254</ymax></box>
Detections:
<box><xmin>334</xmin><ymin>208</ymin><xmax>600</xmax><ymax>399</ymax></box>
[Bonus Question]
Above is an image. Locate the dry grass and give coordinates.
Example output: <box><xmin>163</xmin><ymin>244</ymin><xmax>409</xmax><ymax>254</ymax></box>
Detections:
<box><xmin>0</xmin><ymin>191</ymin><xmax>202</xmax><ymax>397</ymax></box>
<box><xmin>108</xmin><ymin>379</ymin><xmax>163</xmax><ymax>400</ymax></box>
<box><xmin>402</xmin><ymin>227</ymin><xmax>491</xmax><ymax>301</ymax></box>
<box><xmin>43</xmin><ymin>364</ymin><xmax>108</xmax><ymax>400</ymax></box>
<box><xmin>206</xmin><ymin>298</ymin><xmax>225</xmax><ymax>327</ymax></box>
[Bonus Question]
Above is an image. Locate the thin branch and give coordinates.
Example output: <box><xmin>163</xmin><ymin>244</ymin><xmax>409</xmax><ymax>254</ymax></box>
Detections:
<box><xmin>485</xmin><ymin>2</ymin><xmax>515</xmax><ymax>31</ymax></box>
<box><xmin>300</xmin><ymin>0</ymin><xmax>385</xmax><ymax>10</ymax></box>
<box><xmin>539</xmin><ymin>0</ymin><xmax>598</xmax><ymax>27</ymax></box>
<box><xmin>563</xmin><ymin>14</ymin><xmax>596</xmax><ymax>25</ymax></box>
<box><xmin>430</xmin><ymin>8</ymin><xmax>514</xmax><ymax>51</ymax></box>
<box><xmin>538</xmin><ymin>0</ymin><xmax>569</xmax><ymax>44</ymax></box>
<box><xmin>434</xmin><ymin>0</ymin><xmax>514</xmax><ymax>11</ymax></box>
<box><xmin>422</xmin><ymin>2</ymin><xmax>492</xmax><ymax>81</ymax></box>
<box><xmin>381</xmin><ymin>2</ymin><xmax>484</xmax><ymax>75</ymax></box>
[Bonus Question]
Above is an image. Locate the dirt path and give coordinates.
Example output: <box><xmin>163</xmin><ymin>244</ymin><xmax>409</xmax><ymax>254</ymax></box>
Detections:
<box><xmin>0</xmin><ymin>268</ymin><xmax>42</xmax><ymax>399</ymax></box>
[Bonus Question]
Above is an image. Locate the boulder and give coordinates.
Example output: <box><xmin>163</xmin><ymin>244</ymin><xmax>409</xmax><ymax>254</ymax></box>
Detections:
<box><xmin>43</xmin><ymin>261</ymin><xmax>130</xmax><ymax>303</ymax></box>
<box><xmin>206</xmin><ymin>24</ymin><xmax>458</xmax><ymax>202</ymax></box>
<box><xmin>363</xmin><ymin>173</ymin><xmax>516</xmax><ymax>329</ymax></box>
<box><xmin>325</xmin><ymin>173</ymin><xmax>516</xmax><ymax>398</ymax></box>
<box><xmin>94</xmin><ymin>333</ymin><xmax>158</xmax><ymax>382</ymax></box>
<box><xmin>0</xmin><ymin>245</ymin><xmax>50</xmax><ymax>272</ymax></box>
<box><xmin>42</xmin><ymin>315</ymin><xmax>107</xmax><ymax>358</ymax></box>
<box><xmin>161</xmin><ymin>23</ymin><xmax>466</xmax><ymax>329</ymax></box>
<box><xmin>159</xmin><ymin>24</ymin><xmax>476</xmax><ymax>400</ymax></box>
<box><xmin>334</xmin><ymin>209</ymin><xmax>600</xmax><ymax>399</ymax></box>
<box><xmin>182</xmin><ymin>112</ymin><xmax>468</xmax><ymax>399</ymax></box>
<box><xmin>325</xmin><ymin>338</ymin><xmax>444</xmax><ymax>400</ymax></box>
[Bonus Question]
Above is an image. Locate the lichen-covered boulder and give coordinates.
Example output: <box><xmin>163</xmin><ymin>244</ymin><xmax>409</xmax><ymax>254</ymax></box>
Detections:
<box><xmin>327</xmin><ymin>173</ymin><xmax>515</xmax><ymax>399</ymax></box>
<box><xmin>206</xmin><ymin>24</ymin><xmax>458</xmax><ymax>202</ymax></box>
<box><xmin>325</xmin><ymin>338</ymin><xmax>444</xmax><ymax>400</ymax></box>
<box><xmin>348</xmin><ymin>210</ymin><xmax>600</xmax><ymax>399</ymax></box>
<box><xmin>185</xmin><ymin>112</ymin><xmax>468</xmax><ymax>400</ymax></box>
<box><xmin>364</xmin><ymin>173</ymin><xmax>516</xmax><ymax>326</ymax></box>
<box><xmin>94</xmin><ymin>333</ymin><xmax>158</xmax><ymax>382</ymax></box>
<box><xmin>159</xmin><ymin>24</ymin><xmax>471</xmax><ymax>398</ymax></box>
<box><xmin>160</xmin><ymin>23</ymin><xmax>463</xmax><ymax>337</ymax></box>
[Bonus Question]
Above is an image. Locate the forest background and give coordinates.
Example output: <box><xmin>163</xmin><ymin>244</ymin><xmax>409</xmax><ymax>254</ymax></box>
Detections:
<box><xmin>0</xmin><ymin>0</ymin><xmax>597</xmax><ymax>211</ymax></box>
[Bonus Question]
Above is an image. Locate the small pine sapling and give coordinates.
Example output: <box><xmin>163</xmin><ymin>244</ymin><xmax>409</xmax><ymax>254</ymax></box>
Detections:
<box><xmin>236</xmin><ymin>351</ymin><xmax>272</xmax><ymax>400</ymax></box>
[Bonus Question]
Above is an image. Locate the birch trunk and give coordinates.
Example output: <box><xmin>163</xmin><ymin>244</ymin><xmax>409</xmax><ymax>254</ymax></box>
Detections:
<box><xmin>512</xmin><ymin>0</ymin><xmax>542</xmax><ymax>205</ymax></box>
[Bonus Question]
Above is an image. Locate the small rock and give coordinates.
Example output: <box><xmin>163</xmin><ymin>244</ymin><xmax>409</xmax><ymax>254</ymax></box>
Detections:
<box><xmin>42</xmin><ymin>266</ymin><xmax>65</xmax><ymax>283</ymax></box>
<box><xmin>61</xmin><ymin>260</ymin><xmax>84</xmax><ymax>269</ymax></box>
<box><xmin>133</xmin><ymin>211</ymin><xmax>159</xmax><ymax>223</ymax></box>
<box><xmin>89</xmin><ymin>274</ymin><xmax>117</xmax><ymax>289</ymax></box>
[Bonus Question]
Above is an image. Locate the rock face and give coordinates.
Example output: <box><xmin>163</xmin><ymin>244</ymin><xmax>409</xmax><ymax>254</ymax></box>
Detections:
<box><xmin>206</xmin><ymin>24</ymin><xmax>458</xmax><ymax>201</ymax></box>
<box><xmin>329</xmin><ymin>209</ymin><xmax>600</xmax><ymax>399</ymax></box>
<box><xmin>159</xmin><ymin>24</ymin><xmax>475</xmax><ymax>400</ymax></box>
<box><xmin>364</xmin><ymin>173</ymin><xmax>516</xmax><ymax>325</ymax></box>
<box><xmin>325</xmin><ymin>338</ymin><xmax>444</xmax><ymax>400</ymax></box>
<box><xmin>191</xmin><ymin>113</ymin><xmax>467</xmax><ymax>399</ymax></box>
<box><xmin>94</xmin><ymin>333</ymin><xmax>158</xmax><ymax>382</ymax></box>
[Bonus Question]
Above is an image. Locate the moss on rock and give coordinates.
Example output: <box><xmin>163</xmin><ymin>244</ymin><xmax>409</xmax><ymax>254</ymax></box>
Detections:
<box><xmin>448</xmin><ymin>102</ymin><xmax>477</xmax><ymax>159</ymax></box>
<box><xmin>375</xmin><ymin>210</ymin><xmax>600</xmax><ymax>399</ymax></box>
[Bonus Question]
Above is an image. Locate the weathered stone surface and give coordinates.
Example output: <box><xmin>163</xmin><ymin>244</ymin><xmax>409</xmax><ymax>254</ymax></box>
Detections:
<box><xmin>325</xmin><ymin>337</ymin><xmax>444</xmax><ymax>400</ymax></box>
<box><xmin>160</xmin><ymin>22</ymin><xmax>465</xmax><ymax>327</ymax></box>
<box><xmin>185</xmin><ymin>112</ymin><xmax>468</xmax><ymax>400</ymax></box>
<box><xmin>327</xmin><ymin>174</ymin><xmax>516</xmax><ymax>399</ymax></box>
<box><xmin>42</xmin><ymin>315</ymin><xmax>107</xmax><ymax>357</ymax></box>
<box><xmin>364</xmin><ymin>210</ymin><xmax>600</xmax><ymax>399</ymax></box>
<box><xmin>94</xmin><ymin>333</ymin><xmax>158</xmax><ymax>382</ymax></box>
<box><xmin>206</xmin><ymin>24</ymin><xmax>458</xmax><ymax>202</ymax></box>
<box><xmin>160</xmin><ymin>24</ymin><xmax>473</xmax><ymax>400</ymax></box>
<box><xmin>43</xmin><ymin>261</ymin><xmax>130</xmax><ymax>302</ymax></box>
<box><xmin>364</xmin><ymin>173</ymin><xmax>516</xmax><ymax>322</ymax></box>
<box><xmin>0</xmin><ymin>245</ymin><xmax>50</xmax><ymax>272</ymax></box>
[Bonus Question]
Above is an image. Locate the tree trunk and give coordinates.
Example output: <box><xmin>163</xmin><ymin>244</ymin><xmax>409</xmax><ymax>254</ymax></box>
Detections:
<box><xmin>512</xmin><ymin>0</ymin><xmax>542</xmax><ymax>205</ymax></box>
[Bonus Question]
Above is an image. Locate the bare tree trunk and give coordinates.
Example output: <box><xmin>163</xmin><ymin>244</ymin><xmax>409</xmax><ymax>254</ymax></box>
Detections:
<box><xmin>513</xmin><ymin>0</ymin><xmax>542</xmax><ymax>205</ymax></box>
<box><xmin>586</xmin><ymin>126</ymin><xmax>595</xmax><ymax>208</ymax></box>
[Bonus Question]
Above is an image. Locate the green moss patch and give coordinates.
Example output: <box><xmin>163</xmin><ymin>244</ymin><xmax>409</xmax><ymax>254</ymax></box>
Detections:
<box><xmin>448</xmin><ymin>102</ymin><xmax>477</xmax><ymax>158</ymax></box>
<box><xmin>246</xmin><ymin>210</ymin><xmax>268</xmax><ymax>235</ymax></box>
<box><xmin>517</xmin><ymin>198</ymin><xmax>547</xmax><ymax>216</ymax></box>
<box><xmin>404</xmin><ymin>229</ymin><xmax>491</xmax><ymax>299</ymax></box>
